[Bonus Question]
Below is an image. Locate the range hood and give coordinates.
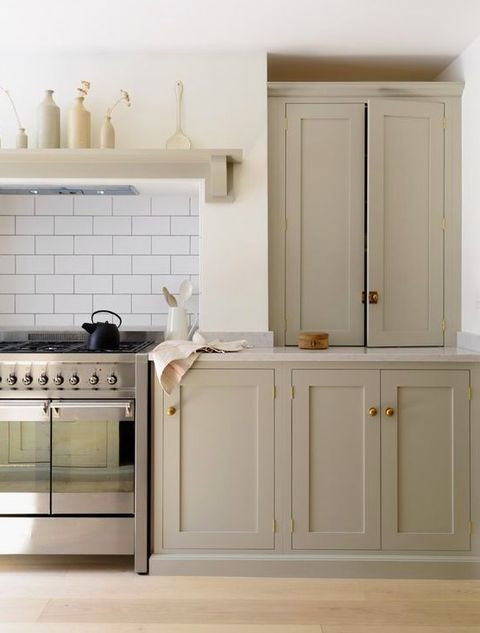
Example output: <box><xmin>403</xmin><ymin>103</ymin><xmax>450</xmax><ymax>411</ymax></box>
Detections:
<box><xmin>0</xmin><ymin>185</ymin><xmax>138</xmax><ymax>196</ymax></box>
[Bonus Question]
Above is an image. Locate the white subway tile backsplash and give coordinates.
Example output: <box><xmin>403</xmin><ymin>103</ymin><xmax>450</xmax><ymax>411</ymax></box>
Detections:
<box><xmin>94</xmin><ymin>255</ymin><xmax>132</xmax><ymax>274</ymax></box>
<box><xmin>113</xmin><ymin>196</ymin><xmax>150</xmax><ymax>215</ymax></box>
<box><xmin>94</xmin><ymin>217</ymin><xmax>131</xmax><ymax>235</ymax></box>
<box><xmin>132</xmin><ymin>216</ymin><xmax>169</xmax><ymax>235</ymax></box>
<box><xmin>75</xmin><ymin>275</ymin><xmax>112</xmax><ymax>294</ymax></box>
<box><xmin>0</xmin><ymin>236</ymin><xmax>34</xmax><ymax>254</ymax></box>
<box><xmin>113</xmin><ymin>236</ymin><xmax>150</xmax><ymax>255</ymax></box>
<box><xmin>75</xmin><ymin>236</ymin><xmax>112</xmax><ymax>255</ymax></box>
<box><xmin>55</xmin><ymin>255</ymin><xmax>92</xmax><ymax>274</ymax></box>
<box><xmin>36</xmin><ymin>275</ymin><xmax>73</xmax><ymax>294</ymax></box>
<box><xmin>152</xmin><ymin>195</ymin><xmax>190</xmax><ymax>216</ymax></box>
<box><xmin>0</xmin><ymin>275</ymin><xmax>34</xmax><ymax>293</ymax></box>
<box><xmin>0</xmin><ymin>193</ymin><xmax>199</xmax><ymax>328</ymax></box>
<box><xmin>54</xmin><ymin>294</ymin><xmax>92</xmax><ymax>313</ymax></box>
<box><xmin>16</xmin><ymin>294</ymin><xmax>53</xmax><ymax>313</ymax></box>
<box><xmin>0</xmin><ymin>196</ymin><xmax>34</xmax><ymax>215</ymax></box>
<box><xmin>171</xmin><ymin>216</ymin><xmax>199</xmax><ymax>235</ymax></box>
<box><xmin>74</xmin><ymin>196</ymin><xmax>112</xmax><ymax>215</ymax></box>
<box><xmin>93</xmin><ymin>294</ymin><xmax>131</xmax><ymax>313</ymax></box>
<box><xmin>132</xmin><ymin>256</ymin><xmax>170</xmax><ymax>274</ymax></box>
<box><xmin>152</xmin><ymin>236</ymin><xmax>189</xmax><ymax>255</ymax></box>
<box><xmin>16</xmin><ymin>216</ymin><xmax>53</xmax><ymax>235</ymax></box>
<box><xmin>55</xmin><ymin>217</ymin><xmax>92</xmax><ymax>235</ymax></box>
<box><xmin>113</xmin><ymin>275</ymin><xmax>151</xmax><ymax>294</ymax></box>
<box><xmin>171</xmin><ymin>255</ymin><xmax>199</xmax><ymax>275</ymax></box>
<box><xmin>36</xmin><ymin>236</ymin><xmax>73</xmax><ymax>255</ymax></box>
<box><xmin>0</xmin><ymin>296</ymin><xmax>15</xmax><ymax>312</ymax></box>
<box><xmin>35</xmin><ymin>196</ymin><xmax>73</xmax><ymax>216</ymax></box>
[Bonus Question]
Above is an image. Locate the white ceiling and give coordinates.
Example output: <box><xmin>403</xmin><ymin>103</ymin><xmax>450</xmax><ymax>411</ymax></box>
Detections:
<box><xmin>2</xmin><ymin>0</ymin><xmax>480</xmax><ymax>57</ymax></box>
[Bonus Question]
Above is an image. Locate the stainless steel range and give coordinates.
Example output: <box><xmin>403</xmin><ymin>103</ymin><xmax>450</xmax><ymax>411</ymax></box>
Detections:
<box><xmin>0</xmin><ymin>335</ymin><xmax>154</xmax><ymax>573</ymax></box>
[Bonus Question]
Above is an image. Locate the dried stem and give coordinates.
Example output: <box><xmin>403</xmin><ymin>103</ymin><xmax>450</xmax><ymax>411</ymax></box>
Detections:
<box><xmin>77</xmin><ymin>80</ymin><xmax>91</xmax><ymax>98</ymax></box>
<box><xmin>106</xmin><ymin>90</ymin><xmax>131</xmax><ymax>119</ymax></box>
<box><xmin>0</xmin><ymin>87</ymin><xmax>23</xmax><ymax>129</ymax></box>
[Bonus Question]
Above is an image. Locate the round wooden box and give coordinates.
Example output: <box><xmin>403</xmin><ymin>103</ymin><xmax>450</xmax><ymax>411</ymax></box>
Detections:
<box><xmin>297</xmin><ymin>331</ymin><xmax>329</xmax><ymax>350</ymax></box>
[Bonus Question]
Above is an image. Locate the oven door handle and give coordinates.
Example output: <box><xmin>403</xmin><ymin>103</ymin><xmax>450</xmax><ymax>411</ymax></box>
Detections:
<box><xmin>0</xmin><ymin>401</ymin><xmax>49</xmax><ymax>415</ymax></box>
<box><xmin>50</xmin><ymin>400</ymin><xmax>134</xmax><ymax>417</ymax></box>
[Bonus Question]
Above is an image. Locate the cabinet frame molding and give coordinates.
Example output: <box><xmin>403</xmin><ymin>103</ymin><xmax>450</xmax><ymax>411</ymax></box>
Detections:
<box><xmin>268</xmin><ymin>82</ymin><xmax>463</xmax><ymax>347</ymax></box>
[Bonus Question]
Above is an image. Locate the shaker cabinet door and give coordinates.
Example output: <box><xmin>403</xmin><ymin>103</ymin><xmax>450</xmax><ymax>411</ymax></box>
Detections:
<box><xmin>291</xmin><ymin>369</ymin><xmax>380</xmax><ymax>549</ymax></box>
<box><xmin>381</xmin><ymin>370</ymin><xmax>470</xmax><ymax>550</ymax></box>
<box><xmin>163</xmin><ymin>369</ymin><xmax>275</xmax><ymax>550</ymax></box>
<box><xmin>285</xmin><ymin>103</ymin><xmax>365</xmax><ymax>345</ymax></box>
<box><xmin>367</xmin><ymin>99</ymin><xmax>445</xmax><ymax>346</ymax></box>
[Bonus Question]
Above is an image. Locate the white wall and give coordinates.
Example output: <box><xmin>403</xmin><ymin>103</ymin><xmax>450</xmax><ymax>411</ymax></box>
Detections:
<box><xmin>438</xmin><ymin>37</ymin><xmax>480</xmax><ymax>335</ymax></box>
<box><xmin>0</xmin><ymin>51</ymin><xmax>268</xmax><ymax>332</ymax></box>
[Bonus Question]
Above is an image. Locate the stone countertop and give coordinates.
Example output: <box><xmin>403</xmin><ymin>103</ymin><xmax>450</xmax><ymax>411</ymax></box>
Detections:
<box><xmin>149</xmin><ymin>346</ymin><xmax>480</xmax><ymax>363</ymax></box>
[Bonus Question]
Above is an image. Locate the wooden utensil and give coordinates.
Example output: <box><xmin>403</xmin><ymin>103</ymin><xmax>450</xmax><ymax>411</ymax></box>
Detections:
<box><xmin>162</xmin><ymin>286</ymin><xmax>177</xmax><ymax>307</ymax></box>
<box><xmin>179</xmin><ymin>279</ymin><xmax>193</xmax><ymax>306</ymax></box>
<box><xmin>166</xmin><ymin>80</ymin><xmax>191</xmax><ymax>150</ymax></box>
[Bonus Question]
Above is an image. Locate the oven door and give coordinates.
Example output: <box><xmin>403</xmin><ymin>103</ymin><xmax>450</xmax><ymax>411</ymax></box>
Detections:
<box><xmin>0</xmin><ymin>400</ymin><xmax>50</xmax><ymax>515</ymax></box>
<box><xmin>50</xmin><ymin>400</ymin><xmax>135</xmax><ymax>515</ymax></box>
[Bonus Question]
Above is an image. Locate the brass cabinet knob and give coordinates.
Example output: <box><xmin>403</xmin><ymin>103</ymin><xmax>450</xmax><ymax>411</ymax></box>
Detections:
<box><xmin>368</xmin><ymin>407</ymin><xmax>378</xmax><ymax>417</ymax></box>
<box><xmin>166</xmin><ymin>406</ymin><xmax>176</xmax><ymax>416</ymax></box>
<box><xmin>384</xmin><ymin>407</ymin><xmax>395</xmax><ymax>417</ymax></box>
<box><xmin>368</xmin><ymin>291</ymin><xmax>379</xmax><ymax>304</ymax></box>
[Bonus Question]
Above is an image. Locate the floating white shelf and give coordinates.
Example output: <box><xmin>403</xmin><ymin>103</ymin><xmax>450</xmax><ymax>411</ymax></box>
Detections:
<box><xmin>0</xmin><ymin>148</ymin><xmax>243</xmax><ymax>202</ymax></box>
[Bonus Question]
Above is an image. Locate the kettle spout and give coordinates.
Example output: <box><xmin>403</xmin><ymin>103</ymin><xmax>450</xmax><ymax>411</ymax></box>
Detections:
<box><xmin>82</xmin><ymin>322</ymin><xmax>96</xmax><ymax>334</ymax></box>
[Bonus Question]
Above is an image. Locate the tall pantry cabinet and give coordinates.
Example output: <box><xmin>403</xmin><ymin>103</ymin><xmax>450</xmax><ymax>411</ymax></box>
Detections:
<box><xmin>269</xmin><ymin>82</ymin><xmax>463</xmax><ymax>347</ymax></box>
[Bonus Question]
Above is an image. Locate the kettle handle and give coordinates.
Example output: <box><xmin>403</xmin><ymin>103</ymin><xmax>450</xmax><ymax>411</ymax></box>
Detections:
<box><xmin>91</xmin><ymin>310</ymin><xmax>122</xmax><ymax>327</ymax></box>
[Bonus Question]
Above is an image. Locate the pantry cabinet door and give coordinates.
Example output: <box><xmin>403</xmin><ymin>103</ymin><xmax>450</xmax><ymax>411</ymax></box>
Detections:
<box><xmin>285</xmin><ymin>103</ymin><xmax>365</xmax><ymax>346</ymax></box>
<box><xmin>381</xmin><ymin>370</ymin><xmax>470</xmax><ymax>550</ymax></box>
<box><xmin>368</xmin><ymin>99</ymin><xmax>445</xmax><ymax>346</ymax></box>
<box><xmin>292</xmin><ymin>369</ymin><xmax>380</xmax><ymax>549</ymax></box>
<box><xmin>163</xmin><ymin>369</ymin><xmax>275</xmax><ymax>550</ymax></box>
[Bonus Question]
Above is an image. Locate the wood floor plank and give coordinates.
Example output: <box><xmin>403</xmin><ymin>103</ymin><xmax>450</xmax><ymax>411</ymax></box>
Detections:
<box><xmin>0</xmin><ymin>598</ymin><xmax>49</xmax><ymax>622</ymax></box>
<box><xmin>0</xmin><ymin>625</ymin><xmax>326</xmax><ymax>633</ymax></box>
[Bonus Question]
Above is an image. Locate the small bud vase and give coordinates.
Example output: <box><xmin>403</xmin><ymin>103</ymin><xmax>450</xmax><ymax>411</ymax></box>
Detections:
<box><xmin>16</xmin><ymin>128</ymin><xmax>28</xmax><ymax>148</ymax></box>
<box><xmin>37</xmin><ymin>90</ymin><xmax>60</xmax><ymax>148</ymax></box>
<box><xmin>68</xmin><ymin>96</ymin><xmax>91</xmax><ymax>148</ymax></box>
<box><xmin>100</xmin><ymin>116</ymin><xmax>115</xmax><ymax>149</ymax></box>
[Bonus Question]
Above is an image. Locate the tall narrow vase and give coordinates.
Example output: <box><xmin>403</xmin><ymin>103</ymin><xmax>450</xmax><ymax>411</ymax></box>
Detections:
<box><xmin>16</xmin><ymin>128</ymin><xmax>28</xmax><ymax>148</ymax></box>
<box><xmin>100</xmin><ymin>116</ymin><xmax>115</xmax><ymax>148</ymax></box>
<box><xmin>37</xmin><ymin>90</ymin><xmax>60</xmax><ymax>148</ymax></box>
<box><xmin>68</xmin><ymin>96</ymin><xmax>91</xmax><ymax>148</ymax></box>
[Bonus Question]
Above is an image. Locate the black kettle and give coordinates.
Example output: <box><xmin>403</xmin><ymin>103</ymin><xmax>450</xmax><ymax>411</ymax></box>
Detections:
<box><xmin>82</xmin><ymin>310</ymin><xmax>122</xmax><ymax>351</ymax></box>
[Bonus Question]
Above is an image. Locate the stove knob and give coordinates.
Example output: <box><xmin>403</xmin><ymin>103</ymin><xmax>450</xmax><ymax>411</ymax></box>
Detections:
<box><xmin>107</xmin><ymin>373</ymin><xmax>117</xmax><ymax>385</ymax></box>
<box><xmin>38</xmin><ymin>373</ymin><xmax>48</xmax><ymax>386</ymax></box>
<box><xmin>6</xmin><ymin>373</ymin><xmax>17</xmax><ymax>386</ymax></box>
<box><xmin>53</xmin><ymin>374</ymin><xmax>64</xmax><ymax>386</ymax></box>
<box><xmin>69</xmin><ymin>374</ymin><xmax>80</xmax><ymax>386</ymax></box>
<box><xmin>22</xmin><ymin>373</ymin><xmax>33</xmax><ymax>386</ymax></box>
<box><xmin>89</xmin><ymin>373</ymin><xmax>99</xmax><ymax>385</ymax></box>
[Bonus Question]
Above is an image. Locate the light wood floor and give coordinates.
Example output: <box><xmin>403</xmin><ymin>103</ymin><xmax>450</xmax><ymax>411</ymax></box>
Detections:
<box><xmin>1</xmin><ymin>556</ymin><xmax>480</xmax><ymax>632</ymax></box>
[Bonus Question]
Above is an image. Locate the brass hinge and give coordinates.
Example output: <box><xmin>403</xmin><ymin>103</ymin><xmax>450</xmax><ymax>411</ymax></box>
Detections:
<box><xmin>290</xmin><ymin>518</ymin><xmax>295</xmax><ymax>533</ymax></box>
<box><xmin>272</xmin><ymin>519</ymin><xmax>277</xmax><ymax>533</ymax></box>
<box><xmin>468</xmin><ymin>386</ymin><xmax>472</xmax><ymax>401</ymax></box>
<box><xmin>442</xmin><ymin>217</ymin><xmax>447</xmax><ymax>231</ymax></box>
<box><xmin>273</xmin><ymin>385</ymin><xmax>277</xmax><ymax>399</ymax></box>
<box><xmin>441</xmin><ymin>319</ymin><xmax>446</xmax><ymax>332</ymax></box>
<box><xmin>443</xmin><ymin>117</ymin><xmax>447</xmax><ymax>129</ymax></box>
<box><xmin>468</xmin><ymin>520</ymin><xmax>473</xmax><ymax>535</ymax></box>
<box><xmin>290</xmin><ymin>385</ymin><xmax>295</xmax><ymax>399</ymax></box>
<box><xmin>284</xmin><ymin>117</ymin><xmax>288</xmax><ymax>130</ymax></box>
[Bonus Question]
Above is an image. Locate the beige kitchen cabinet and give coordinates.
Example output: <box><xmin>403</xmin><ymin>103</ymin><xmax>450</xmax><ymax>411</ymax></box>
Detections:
<box><xmin>269</xmin><ymin>82</ymin><xmax>462</xmax><ymax>348</ymax></box>
<box><xmin>162</xmin><ymin>368</ymin><xmax>275</xmax><ymax>550</ymax></box>
<box><xmin>285</xmin><ymin>104</ymin><xmax>365</xmax><ymax>346</ymax></box>
<box><xmin>291</xmin><ymin>369</ymin><xmax>380</xmax><ymax>549</ymax></box>
<box><xmin>381</xmin><ymin>370</ymin><xmax>470</xmax><ymax>550</ymax></box>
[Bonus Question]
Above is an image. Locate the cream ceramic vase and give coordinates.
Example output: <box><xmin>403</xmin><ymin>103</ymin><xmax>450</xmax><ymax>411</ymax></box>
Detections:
<box><xmin>165</xmin><ymin>307</ymin><xmax>189</xmax><ymax>341</ymax></box>
<box><xmin>16</xmin><ymin>128</ymin><xmax>28</xmax><ymax>148</ymax></box>
<box><xmin>68</xmin><ymin>96</ymin><xmax>91</xmax><ymax>148</ymax></box>
<box><xmin>37</xmin><ymin>90</ymin><xmax>60</xmax><ymax>148</ymax></box>
<box><xmin>100</xmin><ymin>116</ymin><xmax>115</xmax><ymax>149</ymax></box>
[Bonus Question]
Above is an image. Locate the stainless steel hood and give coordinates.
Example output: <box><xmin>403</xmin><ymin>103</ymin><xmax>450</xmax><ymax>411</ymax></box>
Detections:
<box><xmin>0</xmin><ymin>185</ymin><xmax>138</xmax><ymax>195</ymax></box>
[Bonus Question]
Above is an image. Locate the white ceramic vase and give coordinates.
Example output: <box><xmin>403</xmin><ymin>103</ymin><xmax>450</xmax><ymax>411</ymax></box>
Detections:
<box><xmin>68</xmin><ymin>96</ymin><xmax>91</xmax><ymax>148</ymax></box>
<box><xmin>165</xmin><ymin>307</ymin><xmax>189</xmax><ymax>341</ymax></box>
<box><xmin>16</xmin><ymin>128</ymin><xmax>28</xmax><ymax>148</ymax></box>
<box><xmin>100</xmin><ymin>116</ymin><xmax>115</xmax><ymax>149</ymax></box>
<box><xmin>37</xmin><ymin>90</ymin><xmax>60</xmax><ymax>148</ymax></box>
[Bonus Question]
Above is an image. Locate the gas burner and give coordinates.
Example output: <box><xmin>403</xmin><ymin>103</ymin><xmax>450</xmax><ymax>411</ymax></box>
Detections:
<box><xmin>0</xmin><ymin>340</ymin><xmax>153</xmax><ymax>354</ymax></box>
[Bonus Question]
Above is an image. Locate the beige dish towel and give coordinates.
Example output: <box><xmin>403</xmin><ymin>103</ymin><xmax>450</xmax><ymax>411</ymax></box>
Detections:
<box><xmin>151</xmin><ymin>332</ymin><xmax>251</xmax><ymax>394</ymax></box>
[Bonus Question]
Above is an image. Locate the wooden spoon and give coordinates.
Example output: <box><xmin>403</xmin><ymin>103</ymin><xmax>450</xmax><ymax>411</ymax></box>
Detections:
<box><xmin>162</xmin><ymin>286</ymin><xmax>177</xmax><ymax>307</ymax></box>
<box><xmin>166</xmin><ymin>81</ymin><xmax>191</xmax><ymax>150</ymax></box>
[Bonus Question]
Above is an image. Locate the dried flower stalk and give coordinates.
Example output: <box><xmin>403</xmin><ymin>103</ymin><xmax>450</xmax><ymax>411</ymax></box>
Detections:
<box><xmin>0</xmin><ymin>87</ymin><xmax>23</xmax><ymax>128</ymax></box>
<box><xmin>106</xmin><ymin>90</ymin><xmax>131</xmax><ymax>119</ymax></box>
<box><xmin>77</xmin><ymin>80</ymin><xmax>91</xmax><ymax>98</ymax></box>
